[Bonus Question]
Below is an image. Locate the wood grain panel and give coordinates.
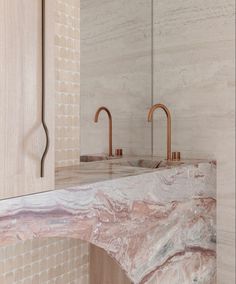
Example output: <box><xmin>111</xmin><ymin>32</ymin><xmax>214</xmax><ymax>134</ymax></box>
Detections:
<box><xmin>90</xmin><ymin>245</ymin><xmax>132</xmax><ymax>284</ymax></box>
<box><xmin>0</xmin><ymin>0</ymin><xmax>55</xmax><ymax>199</ymax></box>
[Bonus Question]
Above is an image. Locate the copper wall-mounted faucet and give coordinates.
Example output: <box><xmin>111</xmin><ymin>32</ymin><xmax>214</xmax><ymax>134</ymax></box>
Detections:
<box><xmin>94</xmin><ymin>107</ymin><xmax>113</xmax><ymax>156</ymax></box>
<box><xmin>148</xmin><ymin>103</ymin><xmax>172</xmax><ymax>161</ymax></box>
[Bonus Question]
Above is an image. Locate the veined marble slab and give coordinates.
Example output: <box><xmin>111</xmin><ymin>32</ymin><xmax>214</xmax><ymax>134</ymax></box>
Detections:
<box><xmin>0</xmin><ymin>159</ymin><xmax>216</xmax><ymax>284</ymax></box>
<box><xmin>55</xmin><ymin>155</ymin><xmax>211</xmax><ymax>189</ymax></box>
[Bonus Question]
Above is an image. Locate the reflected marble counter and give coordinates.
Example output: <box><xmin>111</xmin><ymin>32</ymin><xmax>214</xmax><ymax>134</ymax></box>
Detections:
<box><xmin>0</xmin><ymin>157</ymin><xmax>216</xmax><ymax>283</ymax></box>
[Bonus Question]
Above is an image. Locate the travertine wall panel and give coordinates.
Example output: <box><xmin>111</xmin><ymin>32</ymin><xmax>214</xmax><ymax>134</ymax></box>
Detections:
<box><xmin>153</xmin><ymin>0</ymin><xmax>235</xmax><ymax>282</ymax></box>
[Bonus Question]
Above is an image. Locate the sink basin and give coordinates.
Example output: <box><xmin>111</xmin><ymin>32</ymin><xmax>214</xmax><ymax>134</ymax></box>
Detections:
<box><xmin>80</xmin><ymin>156</ymin><xmax>184</xmax><ymax>169</ymax></box>
<box><xmin>119</xmin><ymin>159</ymin><xmax>162</xmax><ymax>169</ymax></box>
<box><xmin>117</xmin><ymin>159</ymin><xmax>184</xmax><ymax>169</ymax></box>
<box><xmin>80</xmin><ymin>155</ymin><xmax>121</xmax><ymax>162</ymax></box>
<box><xmin>80</xmin><ymin>155</ymin><xmax>108</xmax><ymax>162</ymax></box>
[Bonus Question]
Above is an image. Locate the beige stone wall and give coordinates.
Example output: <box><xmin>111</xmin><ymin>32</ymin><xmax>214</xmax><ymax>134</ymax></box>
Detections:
<box><xmin>153</xmin><ymin>0</ymin><xmax>235</xmax><ymax>282</ymax></box>
<box><xmin>55</xmin><ymin>0</ymin><xmax>80</xmax><ymax>168</ymax></box>
<box><xmin>0</xmin><ymin>238</ymin><xmax>89</xmax><ymax>284</ymax></box>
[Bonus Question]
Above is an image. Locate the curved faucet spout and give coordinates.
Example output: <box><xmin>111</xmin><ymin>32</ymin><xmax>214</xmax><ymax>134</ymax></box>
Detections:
<box><xmin>148</xmin><ymin>103</ymin><xmax>172</xmax><ymax>161</ymax></box>
<box><xmin>94</xmin><ymin>106</ymin><xmax>113</xmax><ymax>156</ymax></box>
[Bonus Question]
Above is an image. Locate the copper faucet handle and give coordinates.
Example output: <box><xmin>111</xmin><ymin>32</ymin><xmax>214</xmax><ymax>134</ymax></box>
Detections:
<box><xmin>115</xmin><ymin>149</ymin><xmax>123</xmax><ymax>156</ymax></box>
<box><xmin>172</xmin><ymin>152</ymin><xmax>181</xmax><ymax>161</ymax></box>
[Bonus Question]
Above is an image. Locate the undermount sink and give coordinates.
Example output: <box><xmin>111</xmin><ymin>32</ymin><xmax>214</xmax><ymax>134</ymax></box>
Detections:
<box><xmin>118</xmin><ymin>159</ymin><xmax>184</xmax><ymax>169</ymax></box>
<box><xmin>118</xmin><ymin>159</ymin><xmax>162</xmax><ymax>169</ymax></box>
<box><xmin>80</xmin><ymin>155</ymin><xmax>184</xmax><ymax>169</ymax></box>
<box><xmin>80</xmin><ymin>155</ymin><xmax>121</xmax><ymax>162</ymax></box>
<box><xmin>80</xmin><ymin>155</ymin><xmax>109</xmax><ymax>162</ymax></box>
<box><xmin>80</xmin><ymin>155</ymin><xmax>162</xmax><ymax>168</ymax></box>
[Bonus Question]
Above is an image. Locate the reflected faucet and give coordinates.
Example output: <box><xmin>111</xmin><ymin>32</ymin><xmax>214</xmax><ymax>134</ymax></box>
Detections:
<box><xmin>94</xmin><ymin>106</ymin><xmax>113</xmax><ymax>157</ymax></box>
<box><xmin>148</xmin><ymin>103</ymin><xmax>172</xmax><ymax>161</ymax></box>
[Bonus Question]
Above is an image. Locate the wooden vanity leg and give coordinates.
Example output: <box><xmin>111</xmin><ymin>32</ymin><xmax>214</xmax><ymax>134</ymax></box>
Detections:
<box><xmin>90</xmin><ymin>245</ymin><xmax>132</xmax><ymax>284</ymax></box>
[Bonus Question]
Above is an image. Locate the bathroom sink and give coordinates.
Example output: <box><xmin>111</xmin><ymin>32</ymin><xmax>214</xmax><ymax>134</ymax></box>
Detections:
<box><xmin>119</xmin><ymin>159</ymin><xmax>162</xmax><ymax>169</ymax></box>
<box><xmin>80</xmin><ymin>155</ymin><xmax>121</xmax><ymax>162</ymax></box>
<box><xmin>80</xmin><ymin>155</ymin><xmax>108</xmax><ymax>162</ymax></box>
<box><xmin>80</xmin><ymin>156</ymin><xmax>162</xmax><ymax>168</ymax></box>
<box><xmin>80</xmin><ymin>156</ymin><xmax>184</xmax><ymax>169</ymax></box>
<box><xmin>117</xmin><ymin>159</ymin><xmax>184</xmax><ymax>169</ymax></box>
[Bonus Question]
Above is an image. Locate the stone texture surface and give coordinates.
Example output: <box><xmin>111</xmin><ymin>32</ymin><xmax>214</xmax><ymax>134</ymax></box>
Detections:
<box><xmin>153</xmin><ymin>1</ymin><xmax>235</xmax><ymax>282</ymax></box>
<box><xmin>0</xmin><ymin>160</ymin><xmax>216</xmax><ymax>284</ymax></box>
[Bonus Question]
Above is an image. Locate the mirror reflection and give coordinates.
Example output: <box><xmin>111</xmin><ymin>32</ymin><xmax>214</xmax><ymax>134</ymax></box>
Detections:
<box><xmin>80</xmin><ymin>0</ymin><xmax>153</xmax><ymax>157</ymax></box>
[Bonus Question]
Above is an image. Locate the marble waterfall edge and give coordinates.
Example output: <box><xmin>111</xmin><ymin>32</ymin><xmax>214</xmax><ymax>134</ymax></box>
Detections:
<box><xmin>0</xmin><ymin>161</ymin><xmax>216</xmax><ymax>284</ymax></box>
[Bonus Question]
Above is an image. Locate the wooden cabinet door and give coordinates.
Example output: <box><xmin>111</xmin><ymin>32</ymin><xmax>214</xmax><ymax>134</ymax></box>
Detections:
<box><xmin>0</xmin><ymin>0</ymin><xmax>55</xmax><ymax>199</ymax></box>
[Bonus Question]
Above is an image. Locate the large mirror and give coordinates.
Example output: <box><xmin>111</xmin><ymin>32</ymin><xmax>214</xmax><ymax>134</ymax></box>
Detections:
<box><xmin>80</xmin><ymin>0</ymin><xmax>153</xmax><ymax>157</ymax></box>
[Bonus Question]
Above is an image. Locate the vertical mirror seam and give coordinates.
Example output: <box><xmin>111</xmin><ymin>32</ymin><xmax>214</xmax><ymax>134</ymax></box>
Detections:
<box><xmin>151</xmin><ymin>0</ymin><xmax>154</xmax><ymax>155</ymax></box>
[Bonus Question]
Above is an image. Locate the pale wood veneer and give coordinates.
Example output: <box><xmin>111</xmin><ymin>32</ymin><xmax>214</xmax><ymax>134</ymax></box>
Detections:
<box><xmin>0</xmin><ymin>0</ymin><xmax>55</xmax><ymax>199</ymax></box>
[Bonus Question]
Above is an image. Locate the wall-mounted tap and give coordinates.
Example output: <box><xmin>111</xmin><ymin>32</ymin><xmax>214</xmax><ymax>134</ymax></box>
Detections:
<box><xmin>148</xmin><ymin>103</ymin><xmax>172</xmax><ymax>161</ymax></box>
<box><xmin>94</xmin><ymin>106</ymin><xmax>113</xmax><ymax>157</ymax></box>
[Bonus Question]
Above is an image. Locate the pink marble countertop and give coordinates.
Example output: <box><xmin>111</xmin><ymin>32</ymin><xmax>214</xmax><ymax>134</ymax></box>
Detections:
<box><xmin>0</xmin><ymin>157</ymin><xmax>216</xmax><ymax>283</ymax></box>
<box><xmin>55</xmin><ymin>155</ymin><xmax>211</xmax><ymax>189</ymax></box>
